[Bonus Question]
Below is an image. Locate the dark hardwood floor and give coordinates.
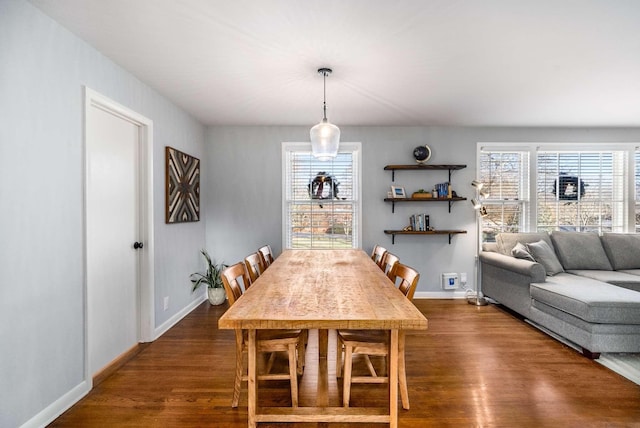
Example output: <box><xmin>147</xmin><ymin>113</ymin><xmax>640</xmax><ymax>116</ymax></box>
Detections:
<box><xmin>50</xmin><ymin>300</ymin><xmax>640</xmax><ymax>427</ymax></box>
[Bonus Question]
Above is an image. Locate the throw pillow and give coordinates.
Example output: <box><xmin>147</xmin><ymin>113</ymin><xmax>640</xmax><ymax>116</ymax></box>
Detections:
<box><xmin>496</xmin><ymin>232</ymin><xmax>553</xmax><ymax>256</ymax></box>
<box><xmin>511</xmin><ymin>242</ymin><xmax>535</xmax><ymax>262</ymax></box>
<box><xmin>526</xmin><ymin>240</ymin><xmax>565</xmax><ymax>276</ymax></box>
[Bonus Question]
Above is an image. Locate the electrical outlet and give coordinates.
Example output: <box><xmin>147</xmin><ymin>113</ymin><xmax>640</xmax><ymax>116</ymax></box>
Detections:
<box><xmin>163</xmin><ymin>296</ymin><xmax>169</xmax><ymax>311</ymax></box>
<box><xmin>460</xmin><ymin>272</ymin><xmax>467</xmax><ymax>285</ymax></box>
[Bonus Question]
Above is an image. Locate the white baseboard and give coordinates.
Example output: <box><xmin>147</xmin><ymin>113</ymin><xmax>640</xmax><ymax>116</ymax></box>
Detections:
<box><xmin>414</xmin><ymin>290</ymin><xmax>469</xmax><ymax>299</ymax></box>
<box><xmin>20</xmin><ymin>380</ymin><xmax>90</xmax><ymax>428</ymax></box>
<box><xmin>153</xmin><ymin>295</ymin><xmax>206</xmax><ymax>340</ymax></box>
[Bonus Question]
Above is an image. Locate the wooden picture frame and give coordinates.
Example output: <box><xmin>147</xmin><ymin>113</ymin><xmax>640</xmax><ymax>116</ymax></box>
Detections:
<box><xmin>165</xmin><ymin>146</ymin><xmax>200</xmax><ymax>223</ymax></box>
<box><xmin>391</xmin><ymin>186</ymin><xmax>406</xmax><ymax>199</ymax></box>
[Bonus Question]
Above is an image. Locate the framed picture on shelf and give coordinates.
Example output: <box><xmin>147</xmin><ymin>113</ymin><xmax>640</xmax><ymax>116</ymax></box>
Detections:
<box><xmin>391</xmin><ymin>186</ymin><xmax>406</xmax><ymax>198</ymax></box>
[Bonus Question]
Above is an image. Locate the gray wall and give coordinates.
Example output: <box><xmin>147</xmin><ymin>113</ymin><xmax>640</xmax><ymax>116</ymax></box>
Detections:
<box><xmin>0</xmin><ymin>1</ymin><xmax>206</xmax><ymax>427</ymax></box>
<box><xmin>206</xmin><ymin>126</ymin><xmax>640</xmax><ymax>295</ymax></box>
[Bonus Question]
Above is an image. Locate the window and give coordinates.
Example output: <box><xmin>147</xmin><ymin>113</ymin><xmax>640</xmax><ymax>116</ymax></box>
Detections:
<box><xmin>478</xmin><ymin>150</ymin><xmax>530</xmax><ymax>242</ymax></box>
<box><xmin>283</xmin><ymin>142</ymin><xmax>361</xmax><ymax>249</ymax></box>
<box><xmin>478</xmin><ymin>144</ymin><xmax>634</xmax><ymax>240</ymax></box>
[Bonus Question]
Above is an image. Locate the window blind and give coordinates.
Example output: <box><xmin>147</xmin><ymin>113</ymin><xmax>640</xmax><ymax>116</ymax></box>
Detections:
<box><xmin>537</xmin><ymin>151</ymin><xmax>625</xmax><ymax>233</ymax></box>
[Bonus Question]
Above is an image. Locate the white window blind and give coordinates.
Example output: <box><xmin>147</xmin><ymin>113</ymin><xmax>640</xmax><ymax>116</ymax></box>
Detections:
<box><xmin>283</xmin><ymin>143</ymin><xmax>360</xmax><ymax>249</ymax></box>
<box><xmin>478</xmin><ymin>151</ymin><xmax>530</xmax><ymax>241</ymax></box>
<box><xmin>536</xmin><ymin>151</ymin><xmax>625</xmax><ymax>233</ymax></box>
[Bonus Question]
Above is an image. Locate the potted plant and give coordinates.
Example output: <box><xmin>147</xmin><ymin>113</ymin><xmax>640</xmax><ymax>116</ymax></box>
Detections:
<box><xmin>190</xmin><ymin>249</ymin><xmax>226</xmax><ymax>305</ymax></box>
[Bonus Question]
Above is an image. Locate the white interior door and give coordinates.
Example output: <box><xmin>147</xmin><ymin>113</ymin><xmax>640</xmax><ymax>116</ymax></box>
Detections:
<box><xmin>86</xmin><ymin>101</ymin><xmax>142</xmax><ymax>376</ymax></box>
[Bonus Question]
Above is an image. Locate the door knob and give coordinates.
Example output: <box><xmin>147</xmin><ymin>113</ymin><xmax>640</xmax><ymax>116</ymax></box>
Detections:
<box><xmin>133</xmin><ymin>242</ymin><xmax>144</xmax><ymax>250</ymax></box>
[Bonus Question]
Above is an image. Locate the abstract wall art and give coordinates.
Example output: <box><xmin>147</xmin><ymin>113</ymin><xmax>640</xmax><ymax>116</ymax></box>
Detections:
<box><xmin>165</xmin><ymin>146</ymin><xmax>200</xmax><ymax>223</ymax></box>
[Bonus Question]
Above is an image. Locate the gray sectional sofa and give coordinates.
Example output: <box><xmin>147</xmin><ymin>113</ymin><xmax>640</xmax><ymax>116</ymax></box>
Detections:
<box><xmin>480</xmin><ymin>231</ymin><xmax>640</xmax><ymax>358</ymax></box>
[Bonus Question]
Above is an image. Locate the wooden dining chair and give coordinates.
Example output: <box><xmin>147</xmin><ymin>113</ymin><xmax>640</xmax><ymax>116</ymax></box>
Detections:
<box><xmin>381</xmin><ymin>252</ymin><xmax>400</xmax><ymax>280</ymax></box>
<box><xmin>221</xmin><ymin>262</ymin><xmax>304</xmax><ymax>408</ymax></box>
<box><xmin>370</xmin><ymin>245</ymin><xmax>387</xmax><ymax>269</ymax></box>
<box><xmin>336</xmin><ymin>263</ymin><xmax>420</xmax><ymax>410</ymax></box>
<box><xmin>258</xmin><ymin>245</ymin><xmax>274</xmax><ymax>270</ymax></box>
<box><xmin>244</xmin><ymin>252</ymin><xmax>264</xmax><ymax>285</ymax></box>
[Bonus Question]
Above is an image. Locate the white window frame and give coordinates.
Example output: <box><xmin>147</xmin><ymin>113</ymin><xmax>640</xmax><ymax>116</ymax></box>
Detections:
<box><xmin>282</xmin><ymin>142</ymin><xmax>362</xmax><ymax>250</ymax></box>
<box><xmin>478</xmin><ymin>142</ymin><xmax>638</xmax><ymax>235</ymax></box>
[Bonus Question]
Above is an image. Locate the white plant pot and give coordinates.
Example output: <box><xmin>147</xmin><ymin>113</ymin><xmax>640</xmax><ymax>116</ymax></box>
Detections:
<box><xmin>207</xmin><ymin>287</ymin><xmax>226</xmax><ymax>305</ymax></box>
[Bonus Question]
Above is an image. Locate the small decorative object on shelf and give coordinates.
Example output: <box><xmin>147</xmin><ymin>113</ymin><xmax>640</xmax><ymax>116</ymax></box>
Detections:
<box><xmin>412</xmin><ymin>189</ymin><xmax>432</xmax><ymax>199</ymax></box>
<box><xmin>413</xmin><ymin>145</ymin><xmax>432</xmax><ymax>164</ymax></box>
<box><xmin>390</xmin><ymin>185</ymin><xmax>406</xmax><ymax>198</ymax></box>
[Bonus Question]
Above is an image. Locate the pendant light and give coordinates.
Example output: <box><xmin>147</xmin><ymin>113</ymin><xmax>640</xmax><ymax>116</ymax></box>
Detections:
<box><xmin>310</xmin><ymin>67</ymin><xmax>340</xmax><ymax>161</ymax></box>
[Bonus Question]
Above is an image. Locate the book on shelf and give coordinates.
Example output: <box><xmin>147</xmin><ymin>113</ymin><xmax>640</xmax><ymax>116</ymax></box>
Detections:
<box><xmin>409</xmin><ymin>213</ymin><xmax>430</xmax><ymax>231</ymax></box>
<box><xmin>434</xmin><ymin>182</ymin><xmax>453</xmax><ymax>198</ymax></box>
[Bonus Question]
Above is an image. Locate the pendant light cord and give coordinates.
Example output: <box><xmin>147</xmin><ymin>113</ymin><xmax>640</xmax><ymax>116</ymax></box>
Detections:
<box><xmin>322</xmin><ymin>70</ymin><xmax>328</xmax><ymax>121</ymax></box>
<box><xmin>317</xmin><ymin>67</ymin><xmax>332</xmax><ymax>122</ymax></box>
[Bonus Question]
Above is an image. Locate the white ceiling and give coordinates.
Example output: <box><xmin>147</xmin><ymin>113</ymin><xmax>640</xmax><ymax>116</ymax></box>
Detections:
<box><xmin>29</xmin><ymin>0</ymin><xmax>640</xmax><ymax>127</ymax></box>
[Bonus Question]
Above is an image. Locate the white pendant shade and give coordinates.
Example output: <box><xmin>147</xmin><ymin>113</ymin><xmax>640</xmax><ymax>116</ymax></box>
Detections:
<box><xmin>311</xmin><ymin>67</ymin><xmax>340</xmax><ymax>161</ymax></box>
<box><xmin>310</xmin><ymin>119</ymin><xmax>340</xmax><ymax>161</ymax></box>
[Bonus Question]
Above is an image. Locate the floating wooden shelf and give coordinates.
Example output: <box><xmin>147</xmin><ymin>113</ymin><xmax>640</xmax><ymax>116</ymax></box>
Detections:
<box><xmin>384</xmin><ymin>164</ymin><xmax>467</xmax><ymax>182</ymax></box>
<box><xmin>384</xmin><ymin>229</ymin><xmax>467</xmax><ymax>245</ymax></box>
<box><xmin>384</xmin><ymin>196</ymin><xmax>467</xmax><ymax>213</ymax></box>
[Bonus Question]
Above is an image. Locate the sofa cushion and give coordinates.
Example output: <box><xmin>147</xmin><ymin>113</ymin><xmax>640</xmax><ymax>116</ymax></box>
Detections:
<box><xmin>550</xmin><ymin>231</ymin><xmax>612</xmax><ymax>271</ymax></box>
<box><xmin>605</xmin><ymin>270</ymin><xmax>640</xmax><ymax>292</ymax></box>
<box><xmin>496</xmin><ymin>232</ymin><xmax>553</xmax><ymax>256</ymax></box>
<box><xmin>619</xmin><ymin>269</ymin><xmax>640</xmax><ymax>278</ymax></box>
<box><xmin>600</xmin><ymin>233</ymin><xmax>640</xmax><ymax>270</ymax></box>
<box><xmin>531</xmin><ymin>274</ymin><xmax>640</xmax><ymax>324</ymax></box>
<box><xmin>566</xmin><ymin>270</ymin><xmax>640</xmax><ymax>292</ymax></box>
<box><xmin>511</xmin><ymin>242</ymin><xmax>535</xmax><ymax>261</ymax></box>
<box><xmin>526</xmin><ymin>240</ymin><xmax>564</xmax><ymax>276</ymax></box>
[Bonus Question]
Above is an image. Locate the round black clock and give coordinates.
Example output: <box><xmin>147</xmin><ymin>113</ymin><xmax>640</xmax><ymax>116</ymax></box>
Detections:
<box><xmin>413</xmin><ymin>145</ymin><xmax>431</xmax><ymax>164</ymax></box>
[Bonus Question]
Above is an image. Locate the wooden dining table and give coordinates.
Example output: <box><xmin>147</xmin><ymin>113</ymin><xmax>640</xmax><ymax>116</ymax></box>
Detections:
<box><xmin>218</xmin><ymin>249</ymin><xmax>428</xmax><ymax>427</ymax></box>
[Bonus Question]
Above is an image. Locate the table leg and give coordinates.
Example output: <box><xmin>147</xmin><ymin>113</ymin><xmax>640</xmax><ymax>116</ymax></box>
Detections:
<box><xmin>389</xmin><ymin>329</ymin><xmax>399</xmax><ymax>428</ymax></box>
<box><xmin>318</xmin><ymin>329</ymin><xmax>329</xmax><ymax>407</ymax></box>
<box><xmin>248</xmin><ymin>329</ymin><xmax>257</xmax><ymax>428</ymax></box>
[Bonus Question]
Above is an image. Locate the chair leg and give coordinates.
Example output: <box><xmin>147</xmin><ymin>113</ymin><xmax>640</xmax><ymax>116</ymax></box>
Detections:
<box><xmin>399</xmin><ymin>333</ymin><xmax>409</xmax><ymax>410</ymax></box>
<box><xmin>336</xmin><ymin>336</ymin><xmax>342</xmax><ymax>378</ymax></box>
<box><xmin>342</xmin><ymin>344</ymin><xmax>353</xmax><ymax>407</ymax></box>
<box><xmin>232</xmin><ymin>330</ymin><xmax>243</xmax><ymax>408</ymax></box>
<box><xmin>297</xmin><ymin>333</ymin><xmax>306</xmax><ymax>375</ymax></box>
<box><xmin>288</xmin><ymin>343</ymin><xmax>299</xmax><ymax>407</ymax></box>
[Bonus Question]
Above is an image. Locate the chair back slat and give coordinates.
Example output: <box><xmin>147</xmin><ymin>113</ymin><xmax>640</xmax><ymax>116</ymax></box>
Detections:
<box><xmin>381</xmin><ymin>252</ymin><xmax>400</xmax><ymax>280</ymax></box>
<box><xmin>221</xmin><ymin>262</ymin><xmax>250</xmax><ymax>305</ymax></box>
<box><xmin>371</xmin><ymin>245</ymin><xmax>388</xmax><ymax>269</ymax></box>
<box><xmin>244</xmin><ymin>252</ymin><xmax>264</xmax><ymax>285</ymax></box>
<box><xmin>393</xmin><ymin>263</ymin><xmax>420</xmax><ymax>301</ymax></box>
<box><xmin>258</xmin><ymin>245</ymin><xmax>274</xmax><ymax>270</ymax></box>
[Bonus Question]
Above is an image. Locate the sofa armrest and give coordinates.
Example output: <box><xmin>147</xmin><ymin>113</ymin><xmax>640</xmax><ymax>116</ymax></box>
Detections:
<box><xmin>480</xmin><ymin>251</ymin><xmax>546</xmax><ymax>283</ymax></box>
